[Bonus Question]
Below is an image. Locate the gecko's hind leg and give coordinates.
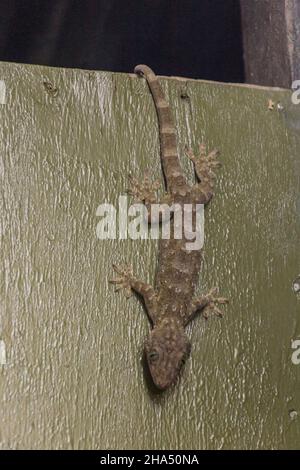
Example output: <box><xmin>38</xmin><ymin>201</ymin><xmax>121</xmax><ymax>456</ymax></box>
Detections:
<box><xmin>128</xmin><ymin>173</ymin><xmax>173</xmax><ymax>223</ymax></box>
<box><xmin>184</xmin><ymin>287</ymin><xmax>228</xmax><ymax>325</ymax></box>
<box><xmin>109</xmin><ymin>264</ymin><xmax>158</xmax><ymax>323</ymax></box>
<box><xmin>186</xmin><ymin>143</ymin><xmax>221</xmax><ymax>203</ymax></box>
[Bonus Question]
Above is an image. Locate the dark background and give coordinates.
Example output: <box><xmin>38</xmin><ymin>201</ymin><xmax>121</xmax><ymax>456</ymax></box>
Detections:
<box><xmin>0</xmin><ymin>0</ymin><xmax>244</xmax><ymax>82</ymax></box>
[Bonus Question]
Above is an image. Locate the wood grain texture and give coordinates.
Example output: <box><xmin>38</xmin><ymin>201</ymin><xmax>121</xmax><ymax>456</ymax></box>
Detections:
<box><xmin>240</xmin><ymin>0</ymin><xmax>297</xmax><ymax>88</ymax></box>
<box><xmin>285</xmin><ymin>0</ymin><xmax>300</xmax><ymax>82</ymax></box>
<box><xmin>0</xmin><ymin>61</ymin><xmax>299</xmax><ymax>449</ymax></box>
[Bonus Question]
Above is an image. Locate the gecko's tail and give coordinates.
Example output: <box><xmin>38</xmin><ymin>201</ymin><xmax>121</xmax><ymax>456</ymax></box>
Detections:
<box><xmin>134</xmin><ymin>65</ymin><xmax>186</xmax><ymax>192</ymax></box>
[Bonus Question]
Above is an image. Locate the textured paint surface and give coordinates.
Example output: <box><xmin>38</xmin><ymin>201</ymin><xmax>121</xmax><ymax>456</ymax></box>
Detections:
<box><xmin>0</xmin><ymin>61</ymin><xmax>299</xmax><ymax>449</ymax></box>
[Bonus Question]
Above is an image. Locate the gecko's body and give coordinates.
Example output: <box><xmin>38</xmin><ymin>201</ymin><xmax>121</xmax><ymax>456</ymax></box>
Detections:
<box><xmin>111</xmin><ymin>65</ymin><xmax>227</xmax><ymax>390</ymax></box>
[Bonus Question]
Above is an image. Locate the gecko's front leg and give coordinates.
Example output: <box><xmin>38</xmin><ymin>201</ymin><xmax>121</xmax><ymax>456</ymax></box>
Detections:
<box><xmin>128</xmin><ymin>173</ymin><xmax>173</xmax><ymax>223</ymax></box>
<box><xmin>184</xmin><ymin>287</ymin><xmax>228</xmax><ymax>326</ymax></box>
<box><xmin>128</xmin><ymin>173</ymin><xmax>160</xmax><ymax>206</ymax></box>
<box><xmin>109</xmin><ymin>264</ymin><xmax>158</xmax><ymax>323</ymax></box>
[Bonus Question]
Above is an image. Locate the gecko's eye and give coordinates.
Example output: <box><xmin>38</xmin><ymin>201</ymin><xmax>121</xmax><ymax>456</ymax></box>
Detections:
<box><xmin>148</xmin><ymin>350</ymin><xmax>159</xmax><ymax>363</ymax></box>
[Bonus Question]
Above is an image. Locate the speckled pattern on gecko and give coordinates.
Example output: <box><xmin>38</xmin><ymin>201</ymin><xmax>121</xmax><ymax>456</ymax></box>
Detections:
<box><xmin>110</xmin><ymin>65</ymin><xmax>228</xmax><ymax>390</ymax></box>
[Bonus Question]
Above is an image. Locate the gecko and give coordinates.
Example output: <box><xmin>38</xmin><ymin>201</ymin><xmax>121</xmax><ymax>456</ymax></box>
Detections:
<box><xmin>110</xmin><ymin>65</ymin><xmax>228</xmax><ymax>390</ymax></box>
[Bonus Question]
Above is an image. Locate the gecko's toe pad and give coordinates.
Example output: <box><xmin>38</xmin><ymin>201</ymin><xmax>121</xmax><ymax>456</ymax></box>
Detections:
<box><xmin>203</xmin><ymin>288</ymin><xmax>229</xmax><ymax>319</ymax></box>
<box><xmin>127</xmin><ymin>173</ymin><xmax>160</xmax><ymax>203</ymax></box>
<box><xmin>109</xmin><ymin>264</ymin><xmax>134</xmax><ymax>298</ymax></box>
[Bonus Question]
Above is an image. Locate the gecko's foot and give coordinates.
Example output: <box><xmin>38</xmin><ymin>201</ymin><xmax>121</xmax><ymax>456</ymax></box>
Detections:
<box><xmin>127</xmin><ymin>172</ymin><xmax>160</xmax><ymax>204</ymax></box>
<box><xmin>186</xmin><ymin>143</ymin><xmax>221</xmax><ymax>181</ymax></box>
<box><xmin>109</xmin><ymin>264</ymin><xmax>134</xmax><ymax>298</ymax></box>
<box><xmin>202</xmin><ymin>287</ymin><xmax>229</xmax><ymax>320</ymax></box>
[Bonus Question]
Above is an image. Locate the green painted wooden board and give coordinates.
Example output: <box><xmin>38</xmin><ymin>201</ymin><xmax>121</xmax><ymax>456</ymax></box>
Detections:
<box><xmin>0</xmin><ymin>61</ymin><xmax>299</xmax><ymax>449</ymax></box>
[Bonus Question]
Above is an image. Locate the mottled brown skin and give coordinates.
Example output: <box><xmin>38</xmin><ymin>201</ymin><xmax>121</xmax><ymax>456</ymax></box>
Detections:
<box><xmin>110</xmin><ymin>65</ymin><xmax>227</xmax><ymax>390</ymax></box>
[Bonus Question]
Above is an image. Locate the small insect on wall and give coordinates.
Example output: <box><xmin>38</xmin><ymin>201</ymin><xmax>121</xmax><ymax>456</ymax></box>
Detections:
<box><xmin>0</xmin><ymin>61</ymin><xmax>299</xmax><ymax>449</ymax></box>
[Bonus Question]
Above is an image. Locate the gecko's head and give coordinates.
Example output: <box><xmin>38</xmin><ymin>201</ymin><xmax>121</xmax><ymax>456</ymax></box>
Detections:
<box><xmin>145</xmin><ymin>320</ymin><xmax>191</xmax><ymax>390</ymax></box>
